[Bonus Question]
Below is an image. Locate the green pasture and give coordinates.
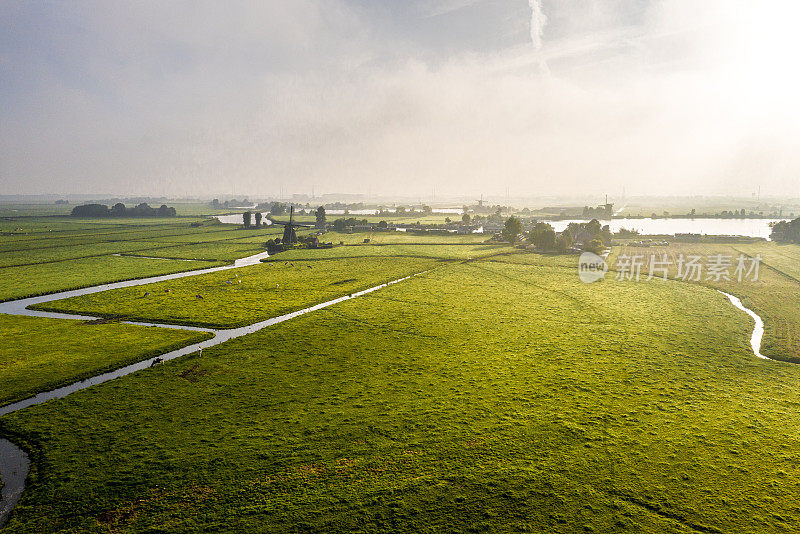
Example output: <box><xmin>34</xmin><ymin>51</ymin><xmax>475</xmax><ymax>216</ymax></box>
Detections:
<box><xmin>317</xmin><ymin>230</ymin><xmax>488</xmax><ymax>245</ymax></box>
<box><xmin>3</xmin><ymin>219</ymin><xmax>800</xmax><ymax>532</ymax></box>
<box><xmin>34</xmin><ymin>257</ymin><xmax>441</xmax><ymax>328</ymax></box>
<box><xmin>0</xmin><ymin>256</ymin><xmax>225</xmax><ymax>302</ymax></box>
<box><xmin>5</xmin><ymin>258</ymin><xmax>800</xmax><ymax>531</ymax></box>
<box><xmin>610</xmin><ymin>241</ymin><xmax>800</xmax><ymax>363</ymax></box>
<box><xmin>0</xmin><ymin>218</ymin><xmax>280</xmax><ymax>300</ymax></box>
<box><xmin>123</xmin><ymin>243</ymin><xmax>263</xmax><ymax>262</ymax></box>
<box><xmin>734</xmin><ymin>242</ymin><xmax>800</xmax><ymax>283</ymax></box>
<box><xmin>268</xmin><ymin>243</ymin><xmax>513</xmax><ymax>262</ymax></box>
<box><xmin>0</xmin><ymin>314</ymin><xmax>211</xmax><ymax>406</ymax></box>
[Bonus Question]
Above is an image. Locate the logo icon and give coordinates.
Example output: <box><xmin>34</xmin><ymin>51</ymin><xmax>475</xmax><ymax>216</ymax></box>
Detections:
<box><xmin>578</xmin><ymin>252</ymin><xmax>608</xmax><ymax>283</ymax></box>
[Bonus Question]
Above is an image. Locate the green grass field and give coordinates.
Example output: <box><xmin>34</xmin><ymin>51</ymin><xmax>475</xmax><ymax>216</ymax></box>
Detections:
<box><xmin>610</xmin><ymin>242</ymin><xmax>800</xmax><ymax>363</ymax></box>
<box><xmin>122</xmin><ymin>242</ymin><xmax>263</xmax><ymax>262</ymax></box>
<box><xmin>6</xmin><ymin>256</ymin><xmax>800</xmax><ymax>532</ymax></box>
<box><xmin>31</xmin><ymin>257</ymin><xmax>441</xmax><ymax>328</ymax></box>
<box><xmin>734</xmin><ymin>242</ymin><xmax>800</xmax><ymax>283</ymax></box>
<box><xmin>0</xmin><ymin>217</ymin><xmax>282</xmax><ymax>301</ymax></box>
<box><xmin>319</xmin><ymin>230</ymin><xmax>489</xmax><ymax>245</ymax></box>
<box><xmin>0</xmin><ymin>314</ymin><xmax>211</xmax><ymax>406</ymax></box>
<box><xmin>0</xmin><ymin>255</ymin><xmax>226</xmax><ymax>302</ymax></box>
<box><xmin>268</xmin><ymin>243</ymin><xmax>513</xmax><ymax>262</ymax></box>
<box><xmin>4</xmin><ymin>217</ymin><xmax>800</xmax><ymax>532</ymax></box>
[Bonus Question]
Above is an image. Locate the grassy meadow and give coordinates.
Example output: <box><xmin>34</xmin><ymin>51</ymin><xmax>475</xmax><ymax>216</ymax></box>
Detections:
<box><xmin>0</xmin><ymin>217</ymin><xmax>282</xmax><ymax>301</ymax></box>
<box><xmin>0</xmin><ymin>256</ymin><xmax>225</xmax><ymax>302</ymax></box>
<box><xmin>5</xmin><ymin>255</ymin><xmax>800</xmax><ymax>532</ymax></box>
<box><xmin>4</xmin><ymin>211</ymin><xmax>800</xmax><ymax>532</ymax></box>
<box><xmin>610</xmin><ymin>242</ymin><xmax>800</xmax><ymax>362</ymax></box>
<box><xmin>734</xmin><ymin>242</ymin><xmax>800</xmax><ymax>283</ymax></box>
<box><xmin>320</xmin><ymin>230</ymin><xmax>489</xmax><ymax>245</ymax></box>
<box><xmin>0</xmin><ymin>314</ymin><xmax>211</xmax><ymax>406</ymax></box>
<box><xmin>32</xmin><ymin>257</ymin><xmax>442</xmax><ymax>328</ymax></box>
<box><xmin>267</xmin><ymin>243</ymin><xmax>513</xmax><ymax>262</ymax></box>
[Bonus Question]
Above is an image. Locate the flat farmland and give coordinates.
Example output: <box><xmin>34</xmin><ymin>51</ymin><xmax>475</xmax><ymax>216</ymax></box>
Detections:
<box><xmin>268</xmin><ymin>243</ymin><xmax>514</xmax><ymax>262</ymax></box>
<box><xmin>7</xmin><ymin>258</ymin><xmax>800</xmax><ymax>532</ymax></box>
<box><xmin>0</xmin><ymin>314</ymin><xmax>211</xmax><ymax>406</ymax></box>
<box><xmin>0</xmin><ymin>218</ymin><xmax>275</xmax><ymax>300</ymax></box>
<box><xmin>734</xmin><ymin>242</ymin><xmax>800</xmax><ymax>283</ymax></box>
<box><xmin>0</xmin><ymin>255</ymin><xmax>225</xmax><ymax>302</ymax></box>
<box><xmin>33</xmin><ymin>257</ymin><xmax>441</xmax><ymax>328</ymax></box>
<box><xmin>611</xmin><ymin>241</ymin><xmax>800</xmax><ymax>362</ymax></box>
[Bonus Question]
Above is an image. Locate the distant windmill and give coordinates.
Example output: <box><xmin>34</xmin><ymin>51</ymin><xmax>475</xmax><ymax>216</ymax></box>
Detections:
<box><xmin>476</xmin><ymin>195</ymin><xmax>485</xmax><ymax>208</ymax></box>
<box><xmin>269</xmin><ymin>205</ymin><xmax>313</xmax><ymax>245</ymax></box>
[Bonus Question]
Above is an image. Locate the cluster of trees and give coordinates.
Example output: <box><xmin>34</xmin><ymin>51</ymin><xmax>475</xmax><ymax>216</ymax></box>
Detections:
<box><xmin>526</xmin><ymin>219</ymin><xmax>611</xmax><ymax>254</ymax></box>
<box><xmin>771</xmin><ymin>217</ymin><xmax>800</xmax><ymax>243</ymax></box>
<box><xmin>528</xmin><ymin>221</ymin><xmax>558</xmax><ymax>250</ymax></box>
<box><xmin>616</xmin><ymin>227</ymin><xmax>640</xmax><ymax>237</ymax></box>
<box><xmin>501</xmin><ymin>217</ymin><xmax>524</xmax><ymax>245</ymax></box>
<box><xmin>253</xmin><ymin>202</ymin><xmax>292</xmax><ymax>215</ymax></box>
<box><xmin>71</xmin><ymin>203</ymin><xmax>176</xmax><ymax>217</ymax></box>
<box><xmin>719</xmin><ymin>209</ymin><xmax>748</xmax><ymax>217</ymax></box>
<box><xmin>331</xmin><ymin>217</ymin><xmax>368</xmax><ymax>232</ymax></box>
<box><xmin>267</xmin><ymin>202</ymin><xmax>289</xmax><ymax>215</ymax></box>
<box><xmin>466</xmin><ymin>208</ymin><xmax>505</xmax><ymax>226</ymax></box>
<box><xmin>211</xmin><ymin>198</ymin><xmax>249</xmax><ymax>209</ymax></box>
<box><xmin>265</xmin><ymin>233</ymin><xmax>324</xmax><ymax>254</ymax></box>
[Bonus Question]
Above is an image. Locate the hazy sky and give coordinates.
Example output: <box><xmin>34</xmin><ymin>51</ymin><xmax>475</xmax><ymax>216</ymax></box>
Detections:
<box><xmin>2</xmin><ymin>1</ymin><xmax>800</xmax><ymax>199</ymax></box>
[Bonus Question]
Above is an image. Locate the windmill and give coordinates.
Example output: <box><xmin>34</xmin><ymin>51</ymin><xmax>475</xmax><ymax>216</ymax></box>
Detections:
<box><xmin>269</xmin><ymin>206</ymin><xmax>313</xmax><ymax>245</ymax></box>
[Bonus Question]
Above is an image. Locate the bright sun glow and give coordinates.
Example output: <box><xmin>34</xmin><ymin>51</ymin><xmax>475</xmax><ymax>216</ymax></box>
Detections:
<box><xmin>721</xmin><ymin>2</ymin><xmax>800</xmax><ymax>120</ymax></box>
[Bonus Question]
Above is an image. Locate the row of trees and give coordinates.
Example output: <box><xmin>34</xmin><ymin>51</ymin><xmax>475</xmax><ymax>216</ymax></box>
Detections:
<box><xmin>71</xmin><ymin>203</ymin><xmax>176</xmax><ymax>217</ymax></box>
<box><xmin>771</xmin><ymin>217</ymin><xmax>800</xmax><ymax>243</ymax></box>
<box><xmin>211</xmin><ymin>198</ymin><xmax>249</xmax><ymax>209</ymax></box>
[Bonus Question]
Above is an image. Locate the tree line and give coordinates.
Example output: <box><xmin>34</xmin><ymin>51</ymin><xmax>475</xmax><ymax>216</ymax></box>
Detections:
<box><xmin>71</xmin><ymin>203</ymin><xmax>177</xmax><ymax>217</ymax></box>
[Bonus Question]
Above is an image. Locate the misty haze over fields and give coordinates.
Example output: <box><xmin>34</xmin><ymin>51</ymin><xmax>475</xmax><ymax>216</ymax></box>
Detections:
<box><xmin>2</xmin><ymin>1</ymin><xmax>800</xmax><ymax>199</ymax></box>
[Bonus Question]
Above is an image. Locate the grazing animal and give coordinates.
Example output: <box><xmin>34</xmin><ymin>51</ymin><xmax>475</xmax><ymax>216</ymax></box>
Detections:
<box><xmin>151</xmin><ymin>357</ymin><xmax>163</xmax><ymax>367</ymax></box>
<box><xmin>143</xmin><ymin>291</ymin><xmax>150</xmax><ymax>297</ymax></box>
<box><xmin>164</xmin><ymin>289</ymin><xmax>170</xmax><ymax>293</ymax></box>
<box><xmin>225</xmin><ymin>280</ymin><xmax>233</xmax><ymax>285</ymax></box>
<box><xmin>196</xmin><ymin>294</ymin><xmax>204</xmax><ymax>299</ymax></box>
